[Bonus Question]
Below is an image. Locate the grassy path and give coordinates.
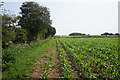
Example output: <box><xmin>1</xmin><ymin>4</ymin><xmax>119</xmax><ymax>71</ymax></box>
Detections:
<box><xmin>28</xmin><ymin>40</ymin><xmax>64</xmax><ymax>78</ymax></box>
<box><xmin>28</xmin><ymin>48</ymin><xmax>53</xmax><ymax>78</ymax></box>
<box><xmin>2</xmin><ymin>39</ymin><xmax>55</xmax><ymax>78</ymax></box>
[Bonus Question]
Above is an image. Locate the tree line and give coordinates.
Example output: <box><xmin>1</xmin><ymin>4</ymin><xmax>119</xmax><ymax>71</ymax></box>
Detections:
<box><xmin>101</xmin><ymin>32</ymin><xmax>120</xmax><ymax>35</ymax></box>
<box><xmin>69</xmin><ymin>33</ymin><xmax>86</xmax><ymax>36</ymax></box>
<box><xmin>2</xmin><ymin>1</ymin><xmax>56</xmax><ymax>48</ymax></box>
<box><xmin>69</xmin><ymin>32</ymin><xmax>119</xmax><ymax>36</ymax></box>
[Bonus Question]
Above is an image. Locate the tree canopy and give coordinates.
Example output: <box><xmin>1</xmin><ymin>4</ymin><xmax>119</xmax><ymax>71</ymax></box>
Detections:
<box><xmin>19</xmin><ymin>1</ymin><xmax>55</xmax><ymax>41</ymax></box>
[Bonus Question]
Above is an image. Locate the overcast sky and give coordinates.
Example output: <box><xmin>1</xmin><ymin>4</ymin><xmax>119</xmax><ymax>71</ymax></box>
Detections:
<box><xmin>1</xmin><ymin>0</ymin><xmax>119</xmax><ymax>35</ymax></box>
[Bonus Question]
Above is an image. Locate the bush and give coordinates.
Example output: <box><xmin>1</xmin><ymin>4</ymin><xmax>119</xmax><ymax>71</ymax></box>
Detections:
<box><xmin>2</xmin><ymin>27</ymin><xmax>16</xmax><ymax>48</ymax></box>
<box><xmin>13</xmin><ymin>28</ymin><xmax>27</xmax><ymax>43</ymax></box>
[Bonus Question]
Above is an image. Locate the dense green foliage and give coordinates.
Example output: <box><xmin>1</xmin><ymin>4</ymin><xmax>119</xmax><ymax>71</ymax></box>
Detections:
<box><xmin>2</xmin><ymin>1</ymin><xmax>56</xmax><ymax>48</ymax></box>
<box><xmin>13</xmin><ymin>27</ymin><xmax>27</xmax><ymax>43</ymax></box>
<box><xmin>2</xmin><ymin>13</ymin><xmax>27</xmax><ymax>48</ymax></box>
<box><xmin>19</xmin><ymin>1</ymin><xmax>56</xmax><ymax>41</ymax></box>
<box><xmin>57</xmin><ymin>38</ymin><xmax>119</xmax><ymax>78</ymax></box>
<box><xmin>45</xmin><ymin>26</ymin><xmax>56</xmax><ymax>39</ymax></box>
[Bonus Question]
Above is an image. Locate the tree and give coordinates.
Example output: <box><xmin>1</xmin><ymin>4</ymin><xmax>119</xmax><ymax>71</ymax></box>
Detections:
<box><xmin>19</xmin><ymin>1</ymin><xmax>52</xmax><ymax>41</ymax></box>
<box><xmin>109</xmin><ymin>33</ymin><xmax>113</xmax><ymax>35</ymax></box>
<box><xmin>45</xmin><ymin>26</ymin><xmax>56</xmax><ymax>38</ymax></box>
<box><xmin>101</xmin><ymin>32</ymin><xmax>109</xmax><ymax>35</ymax></box>
<box><xmin>2</xmin><ymin>14</ymin><xmax>17</xmax><ymax>48</ymax></box>
<box><xmin>2</xmin><ymin>12</ymin><xmax>27</xmax><ymax>48</ymax></box>
<box><xmin>114</xmin><ymin>33</ymin><xmax>119</xmax><ymax>35</ymax></box>
<box><xmin>50</xmin><ymin>27</ymin><xmax>56</xmax><ymax>37</ymax></box>
<box><xmin>69</xmin><ymin>33</ymin><xmax>86</xmax><ymax>36</ymax></box>
<box><xmin>13</xmin><ymin>27</ymin><xmax>27</xmax><ymax>43</ymax></box>
<box><xmin>101</xmin><ymin>32</ymin><xmax>114</xmax><ymax>35</ymax></box>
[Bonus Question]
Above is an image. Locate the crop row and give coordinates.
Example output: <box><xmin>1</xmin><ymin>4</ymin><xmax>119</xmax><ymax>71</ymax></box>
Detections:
<box><xmin>41</xmin><ymin>50</ymin><xmax>54</xmax><ymax>78</ymax></box>
<box><xmin>57</xmin><ymin>38</ymin><xmax>119</xmax><ymax>78</ymax></box>
<box><xmin>41</xmin><ymin>39</ymin><xmax>56</xmax><ymax>78</ymax></box>
<box><xmin>57</xmin><ymin>40</ymin><xmax>73</xmax><ymax>79</ymax></box>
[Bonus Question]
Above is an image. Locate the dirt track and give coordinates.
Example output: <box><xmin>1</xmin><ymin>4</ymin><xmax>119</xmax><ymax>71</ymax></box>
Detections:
<box><xmin>47</xmin><ymin>42</ymin><xmax>63</xmax><ymax>78</ymax></box>
<box><xmin>29</xmin><ymin>48</ymin><xmax>52</xmax><ymax>78</ymax></box>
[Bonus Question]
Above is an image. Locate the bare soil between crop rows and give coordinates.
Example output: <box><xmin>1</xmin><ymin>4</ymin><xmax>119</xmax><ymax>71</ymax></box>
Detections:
<box><xmin>59</xmin><ymin>41</ymin><xmax>86</xmax><ymax>79</ymax></box>
<box><xmin>28</xmin><ymin>48</ymin><xmax>52</xmax><ymax>78</ymax></box>
<box><xmin>47</xmin><ymin>41</ymin><xmax>64</xmax><ymax>78</ymax></box>
<box><xmin>26</xmin><ymin>40</ymin><xmax>89</xmax><ymax>79</ymax></box>
<box><xmin>26</xmin><ymin>41</ymin><xmax>64</xmax><ymax>78</ymax></box>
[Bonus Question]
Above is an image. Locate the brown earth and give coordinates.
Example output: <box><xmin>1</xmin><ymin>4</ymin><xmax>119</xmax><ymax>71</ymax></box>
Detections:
<box><xmin>28</xmin><ymin>48</ymin><xmax>52</xmax><ymax>78</ymax></box>
<box><xmin>26</xmin><ymin>40</ymin><xmax>64</xmax><ymax>78</ymax></box>
<box><xmin>26</xmin><ymin>40</ymin><xmax>86</xmax><ymax>79</ymax></box>
<box><xmin>47</xmin><ymin>41</ymin><xmax>64</xmax><ymax>78</ymax></box>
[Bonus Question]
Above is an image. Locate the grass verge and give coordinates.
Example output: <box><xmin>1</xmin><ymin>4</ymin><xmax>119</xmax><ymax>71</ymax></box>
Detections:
<box><xmin>2</xmin><ymin>38</ymin><xmax>54</xmax><ymax>78</ymax></box>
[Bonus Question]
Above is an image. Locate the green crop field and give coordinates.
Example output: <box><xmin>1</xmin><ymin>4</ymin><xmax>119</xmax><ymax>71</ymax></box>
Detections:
<box><xmin>57</xmin><ymin>38</ymin><xmax>119</xmax><ymax>78</ymax></box>
<box><xmin>2</xmin><ymin>37</ymin><xmax>119</xmax><ymax>79</ymax></box>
